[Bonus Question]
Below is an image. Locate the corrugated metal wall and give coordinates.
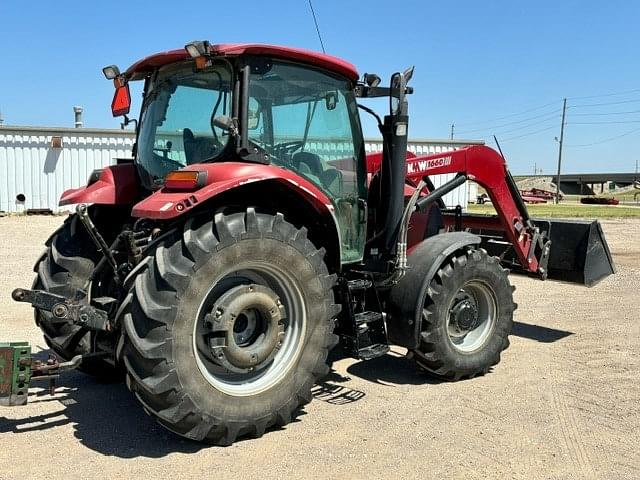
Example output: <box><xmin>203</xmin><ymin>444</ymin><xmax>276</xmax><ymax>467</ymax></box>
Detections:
<box><xmin>0</xmin><ymin>125</ymin><xmax>482</xmax><ymax>212</ymax></box>
<box><xmin>0</xmin><ymin>127</ymin><xmax>134</xmax><ymax>213</ymax></box>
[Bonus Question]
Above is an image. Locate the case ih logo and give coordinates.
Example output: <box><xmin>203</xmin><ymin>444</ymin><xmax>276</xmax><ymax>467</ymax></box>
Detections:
<box><xmin>407</xmin><ymin>156</ymin><xmax>452</xmax><ymax>174</ymax></box>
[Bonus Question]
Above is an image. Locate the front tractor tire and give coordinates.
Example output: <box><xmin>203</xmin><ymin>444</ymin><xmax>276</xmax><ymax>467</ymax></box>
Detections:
<box><xmin>411</xmin><ymin>249</ymin><xmax>516</xmax><ymax>380</ymax></box>
<box><xmin>122</xmin><ymin>209</ymin><xmax>339</xmax><ymax>444</ymax></box>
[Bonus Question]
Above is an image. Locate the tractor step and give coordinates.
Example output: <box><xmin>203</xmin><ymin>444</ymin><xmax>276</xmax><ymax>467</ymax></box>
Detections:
<box><xmin>349</xmin><ymin>311</ymin><xmax>389</xmax><ymax>360</ymax></box>
<box><xmin>340</xmin><ymin>277</ymin><xmax>390</xmax><ymax>361</ymax></box>
<box><xmin>357</xmin><ymin>343</ymin><xmax>390</xmax><ymax>360</ymax></box>
<box><xmin>355</xmin><ymin>311</ymin><xmax>383</xmax><ymax>325</ymax></box>
<box><xmin>347</xmin><ymin>279</ymin><xmax>373</xmax><ymax>291</ymax></box>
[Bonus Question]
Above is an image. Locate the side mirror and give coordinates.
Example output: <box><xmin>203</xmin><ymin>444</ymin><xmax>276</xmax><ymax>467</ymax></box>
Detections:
<box><xmin>111</xmin><ymin>84</ymin><xmax>131</xmax><ymax>117</ymax></box>
<box><xmin>325</xmin><ymin>92</ymin><xmax>338</xmax><ymax>111</ymax></box>
<box><xmin>364</xmin><ymin>73</ymin><xmax>381</xmax><ymax>87</ymax></box>
<box><xmin>213</xmin><ymin>115</ymin><xmax>233</xmax><ymax>131</ymax></box>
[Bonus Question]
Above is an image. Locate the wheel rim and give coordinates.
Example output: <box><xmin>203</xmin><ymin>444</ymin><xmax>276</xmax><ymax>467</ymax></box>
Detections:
<box><xmin>193</xmin><ymin>261</ymin><xmax>306</xmax><ymax>396</ymax></box>
<box><xmin>446</xmin><ymin>280</ymin><xmax>497</xmax><ymax>353</ymax></box>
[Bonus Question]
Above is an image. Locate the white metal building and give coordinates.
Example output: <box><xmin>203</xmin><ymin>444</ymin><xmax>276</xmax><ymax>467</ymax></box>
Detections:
<box><xmin>0</xmin><ymin>125</ymin><xmax>482</xmax><ymax>213</ymax></box>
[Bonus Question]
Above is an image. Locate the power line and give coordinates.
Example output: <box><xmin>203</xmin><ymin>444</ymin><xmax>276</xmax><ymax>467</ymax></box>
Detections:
<box><xmin>568</xmin><ymin>120</ymin><xmax>640</xmax><ymax>125</ymax></box>
<box><xmin>455</xmin><ymin>109</ymin><xmax>561</xmax><ymax>135</ymax></box>
<box><xmin>568</xmin><ymin>88</ymin><xmax>640</xmax><ymax>101</ymax></box>
<box><xmin>454</xmin><ymin>100</ymin><xmax>560</xmax><ymax>127</ymax></box>
<box><xmin>490</xmin><ymin>114</ymin><xmax>562</xmax><ymax>136</ymax></box>
<box><xmin>307</xmin><ymin>0</ymin><xmax>326</xmax><ymax>53</ymax></box>
<box><xmin>452</xmin><ymin>89</ymin><xmax>640</xmax><ymax>131</ymax></box>
<box><xmin>565</xmin><ymin>126</ymin><xmax>640</xmax><ymax>147</ymax></box>
<box><xmin>501</xmin><ymin>125</ymin><xmax>558</xmax><ymax>142</ymax></box>
<box><xmin>571</xmin><ymin>109</ymin><xmax>640</xmax><ymax>117</ymax></box>
<box><xmin>570</xmin><ymin>98</ymin><xmax>640</xmax><ymax>108</ymax></box>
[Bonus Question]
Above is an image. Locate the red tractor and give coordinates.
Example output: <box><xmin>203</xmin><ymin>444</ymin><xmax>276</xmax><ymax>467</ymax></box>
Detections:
<box><xmin>5</xmin><ymin>41</ymin><xmax>614</xmax><ymax>444</ymax></box>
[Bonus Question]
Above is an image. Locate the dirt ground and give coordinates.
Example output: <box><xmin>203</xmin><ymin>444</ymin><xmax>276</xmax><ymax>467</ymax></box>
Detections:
<box><xmin>0</xmin><ymin>215</ymin><xmax>638</xmax><ymax>480</ymax></box>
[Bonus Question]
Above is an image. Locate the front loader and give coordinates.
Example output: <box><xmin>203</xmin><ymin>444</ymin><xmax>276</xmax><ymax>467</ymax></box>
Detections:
<box><xmin>2</xmin><ymin>41</ymin><xmax>614</xmax><ymax>444</ymax></box>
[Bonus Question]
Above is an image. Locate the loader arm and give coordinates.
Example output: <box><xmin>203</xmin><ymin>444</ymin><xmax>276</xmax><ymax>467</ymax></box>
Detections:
<box><xmin>405</xmin><ymin>144</ymin><xmax>615</xmax><ymax>286</ymax></box>
<box><xmin>406</xmin><ymin>145</ymin><xmax>546</xmax><ymax>276</ymax></box>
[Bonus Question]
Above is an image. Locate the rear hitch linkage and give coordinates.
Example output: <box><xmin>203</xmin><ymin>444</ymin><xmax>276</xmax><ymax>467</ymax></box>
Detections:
<box><xmin>11</xmin><ymin>288</ymin><xmax>111</xmax><ymax>331</ymax></box>
<box><xmin>1</xmin><ymin>342</ymin><xmax>106</xmax><ymax>405</ymax></box>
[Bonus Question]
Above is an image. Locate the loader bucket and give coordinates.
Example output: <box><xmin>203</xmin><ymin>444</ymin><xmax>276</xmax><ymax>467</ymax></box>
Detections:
<box><xmin>533</xmin><ymin>218</ymin><xmax>615</xmax><ymax>287</ymax></box>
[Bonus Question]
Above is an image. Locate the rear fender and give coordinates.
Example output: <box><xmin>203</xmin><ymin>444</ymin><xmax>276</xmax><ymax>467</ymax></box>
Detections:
<box><xmin>386</xmin><ymin>232</ymin><xmax>481</xmax><ymax>349</ymax></box>
<box><xmin>132</xmin><ymin>162</ymin><xmax>342</xmax><ymax>268</ymax></box>
<box><xmin>59</xmin><ymin>163</ymin><xmax>138</xmax><ymax>206</ymax></box>
<box><xmin>131</xmin><ymin>162</ymin><xmax>336</xmax><ymax>220</ymax></box>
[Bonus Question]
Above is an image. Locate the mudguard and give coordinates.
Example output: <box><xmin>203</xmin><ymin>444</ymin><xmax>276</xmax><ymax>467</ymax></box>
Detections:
<box><xmin>59</xmin><ymin>163</ymin><xmax>138</xmax><ymax>206</ymax></box>
<box><xmin>131</xmin><ymin>162</ymin><xmax>336</xmax><ymax>220</ymax></box>
<box><xmin>386</xmin><ymin>232</ymin><xmax>481</xmax><ymax>349</ymax></box>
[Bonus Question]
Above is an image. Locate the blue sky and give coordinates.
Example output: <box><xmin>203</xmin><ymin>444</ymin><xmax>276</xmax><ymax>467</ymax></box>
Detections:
<box><xmin>1</xmin><ymin>0</ymin><xmax>639</xmax><ymax>174</ymax></box>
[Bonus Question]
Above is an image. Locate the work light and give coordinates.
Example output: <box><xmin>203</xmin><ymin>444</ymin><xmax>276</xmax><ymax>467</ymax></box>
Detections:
<box><xmin>102</xmin><ymin>65</ymin><xmax>120</xmax><ymax>80</ymax></box>
<box><xmin>185</xmin><ymin>40</ymin><xmax>210</xmax><ymax>58</ymax></box>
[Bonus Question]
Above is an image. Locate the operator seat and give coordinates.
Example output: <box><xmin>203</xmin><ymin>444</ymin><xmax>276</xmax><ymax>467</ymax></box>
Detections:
<box><xmin>292</xmin><ymin>151</ymin><xmax>342</xmax><ymax>195</ymax></box>
<box><xmin>292</xmin><ymin>152</ymin><xmax>323</xmax><ymax>177</ymax></box>
<box><xmin>183</xmin><ymin>128</ymin><xmax>199</xmax><ymax>165</ymax></box>
<box><xmin>183</xmin><ymin>128</ymin><xmax>219</xmax><ymax>165</ymax></box>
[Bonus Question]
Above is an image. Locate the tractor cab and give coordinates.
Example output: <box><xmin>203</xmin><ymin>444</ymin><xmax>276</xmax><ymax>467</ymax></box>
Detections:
<box><xmin>108</xmin><ymin>42</ymin><xmax>368</xmax><ymax>262</ymax></box>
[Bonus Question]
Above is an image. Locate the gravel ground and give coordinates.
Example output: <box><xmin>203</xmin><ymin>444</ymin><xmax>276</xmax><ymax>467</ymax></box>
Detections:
<box><xmin>0</xmin><ymin>215</ymin><xmax>638</xmax><ymax>480</ymax></box>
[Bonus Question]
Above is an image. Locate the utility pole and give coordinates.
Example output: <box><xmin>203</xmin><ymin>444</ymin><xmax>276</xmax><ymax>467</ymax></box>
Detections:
<box><xmin>555</xmin><ymin>98</ymin><xmax>567</xmax><ymax>204</ymax></box>
<box><xmin>450</xmin><ymin>123</ymin><xmax>454</xmax><ymax>140</ymax></box>
<box><xmin>534</xmin><ymin>162</ymin><xmax>537</xmax><ymax>175</ymax></box>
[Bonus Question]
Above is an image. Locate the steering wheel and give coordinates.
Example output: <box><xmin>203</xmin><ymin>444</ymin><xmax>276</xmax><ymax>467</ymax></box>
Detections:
<box><xmin>161</xmin><ymin>157</ymin><xmax>184</xmax><ymax>170</ymax></box>
<box><xmin>273</xmin><ymin>140</ymin><xmax>304</xmax><ymax>155</ymax></box>
<box><xmin>271</xmin><ymin>140</ymin><xmax>304</xmax><ymax>165</ymax></box>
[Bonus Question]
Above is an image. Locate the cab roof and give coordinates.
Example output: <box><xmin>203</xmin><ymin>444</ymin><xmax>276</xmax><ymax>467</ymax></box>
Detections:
<box><xmin>125</xmin><ymin>43</ymin><xmax>359</xmax><ymax>81</ymax></box>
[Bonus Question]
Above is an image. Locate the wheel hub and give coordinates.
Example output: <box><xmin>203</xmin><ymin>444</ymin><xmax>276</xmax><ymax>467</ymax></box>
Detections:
<box><xmin>446</xmin><ymin>281</ymin><xmax>498</xmax><ymax>353</ymax></box>
<box><xmin>204</xmin><ymin>284</ymin><xmax>286</xmax><ymax>373</ymax></box>
<box><xmin>450</xmin><ymin>299</ymin><xmax>479</xmax><ymax>334</ymax></box>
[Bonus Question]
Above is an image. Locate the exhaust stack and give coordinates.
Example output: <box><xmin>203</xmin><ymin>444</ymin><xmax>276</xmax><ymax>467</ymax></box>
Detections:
<box><xmin>73</xmin><ymin>106</ymin><xmax>83</xmax><ymax>128</ymax></box>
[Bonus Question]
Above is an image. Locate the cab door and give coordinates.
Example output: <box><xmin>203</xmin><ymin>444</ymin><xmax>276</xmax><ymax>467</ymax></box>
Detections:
<box><xmin>247</xmin><ymin>61</ymin><xmax>367</xmax><ymax>263</ymax></box>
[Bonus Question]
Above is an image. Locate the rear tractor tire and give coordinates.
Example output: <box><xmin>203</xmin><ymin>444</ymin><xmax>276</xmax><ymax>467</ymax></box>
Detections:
<box><xmin>34</xmin><ymin>213</ymin><xmax>120</xmax><ymax>379</ymax></box>
<box><xmin>121</xmin><ymin>209</ymin><xmax>340</xmax><ymax>444</ymax></box>
<box><xmin>411</xmin><ymin>248</ymin><xmax>516</xmax><ymax>380</ymax></box>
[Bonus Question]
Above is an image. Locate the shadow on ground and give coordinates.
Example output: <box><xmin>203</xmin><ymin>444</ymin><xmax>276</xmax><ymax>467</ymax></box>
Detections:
<box><xmin>344</xmin><ymin>352</ymin><xmax>442</xmax><ymax>386</ymax></box>
<box><xmin>0</xmin><ymin>348</ymin><xmax>312</xmax><ymax>458</ymax></box>
<box><xmin>1</xmin><ymin>324</ymin><xmax>562</xmax><ymax>457</ymax></box>
<box><xmin>511</xmin><ymin>321</ymin><xmax>574</xmax><ymax>343</ymax></box>
<box><xmin>0</xmin><ymin>367</ymin><xmax>206</xmax><ymax>458</ymax></box>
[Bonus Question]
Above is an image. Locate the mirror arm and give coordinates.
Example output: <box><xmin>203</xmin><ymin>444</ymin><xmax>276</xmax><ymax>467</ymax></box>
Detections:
<box><xmin>120</xmin><ymin>115</ymin><xmax>138</xmax><ymax>131</ymax></box>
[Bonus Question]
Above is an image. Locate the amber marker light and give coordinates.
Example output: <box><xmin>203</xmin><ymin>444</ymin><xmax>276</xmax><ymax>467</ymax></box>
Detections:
<box><xmin>164</xmin><ymin>170</ymin><xmax>207</xmax><ymax>191</ymax></box>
